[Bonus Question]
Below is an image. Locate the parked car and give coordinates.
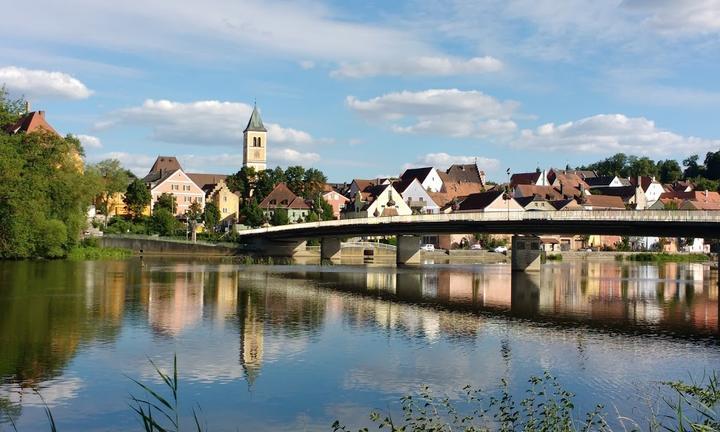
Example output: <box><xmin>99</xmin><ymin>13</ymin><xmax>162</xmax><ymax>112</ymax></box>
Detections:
<box><xmin>420</xmin><ymin>244</ymin><xmax>435</xmax><ymax>251</ymax></box>
<box><xmin>470</xmin><ymin>243</ymin><xmax>483</xmax><ymax>250</ymax></box>
<box><xmin>493</xmin><ymin>246</ymin><xmax>508</xmax><ymax>254</ymax></box>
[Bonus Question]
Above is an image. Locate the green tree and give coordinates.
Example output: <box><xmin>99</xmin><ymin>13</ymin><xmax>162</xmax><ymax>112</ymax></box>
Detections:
<box><xmin>0</xmin><ymin>86</ymin><xmax>26</xmax><ymax>129</ymax></box>
<box><xmin>185</xmin><ymin>201</ymin><xmax>203</xmax><ymax>242</ymax></box>
<box><xmin>683</xmin><ymin>155</ymin><xmax>704</xmax><ymax>179</ymax></box>
<box><xmin>627</xmin><ymin>156</ymin><xmax>657</xmax><ymax>178</ymax></box>
<box><xmin>240</xmin><ymin>199</ymin><xmax>265</xmax><ymax>227</ymax></box>
<box><xmin>154</xmin><ymin>193</ymin><xmax>176</xmax><ymax>213</ymax></box>
<box><xmin>203</xmin><ymin>202</ymin><xmax>221</xmax><ymax>230</ymax></box>
<box><xmin>692</xmin><ymin>177</ymin><xmax>719</xmax><ymax>192</ymax></box>
<box><xmin>87</xmin><ymin>159</ymin><xmax>130</xmax><ymax>219</ymax></box>
<box><xmin>657</xmin><ymin>159</ymin><xmax>683</xmax><ymax>183</ymax></box>
<box><xmin>302</xmin><ymin>168</ymin><xmax>327</xmax><ymax>199</ymax></box>
<box><xmin>226</xmin><ymin>166</ymin><xmax>256</xmax><ymax>200</ymax></box>
<box><xmin>580</xmin><ymin>153</ymin><xmax>628</xmax><ymax>176</ymax></box>
<box><xmin>151</xmin><ymin>208</ymin><xmax>180</xmax><ymax>236</ymax></box>
<box><xmin>270</xmin><ymin>208</ymin><xmax>290</xmax><ymax>226</ymax></box>
<box><xmin>703</xmin><ymin>150</ymin><xmax>720</xmax><ymax>180</ymax></box>
<box><xmin>124</xmin><ymin>179</ymin><xmax>151</xmax><ymax>219</ymax></box>
<box><xmin>285</xmin><ymin>165</ymin><xmax>306</xmax><ymax>196</ymax></box>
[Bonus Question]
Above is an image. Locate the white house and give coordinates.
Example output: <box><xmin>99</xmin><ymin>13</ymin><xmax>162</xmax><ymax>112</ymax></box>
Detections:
<box><xmin>456</xmin><ymin>190</ymin><xmax>524</xmax><ymax>213</ymax></box>
<box><xmin>342</xmin><ymin>183</ymin><xmax>412</xmax><ymax>219</ymax></box>
<box><xmin>631</xmin><ymin>176</ymin><xmax>665</xmax><ymax>206</ymax></box>
<box><xmin>398</xmin><ymin>167</ymin><xmax>444</xmax><ymax>193</ymax></box>
<box><xmin>395</xmin><ymin>178</ymin><xmax>440</xmax><ymax>214</ymax></box>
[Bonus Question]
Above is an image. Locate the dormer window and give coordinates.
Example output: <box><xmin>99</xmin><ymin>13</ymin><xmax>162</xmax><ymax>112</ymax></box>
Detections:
<box><xmin>270</xmin><ymin>199</ymin><xmax>276</xmax><ymax>205</ymax></box>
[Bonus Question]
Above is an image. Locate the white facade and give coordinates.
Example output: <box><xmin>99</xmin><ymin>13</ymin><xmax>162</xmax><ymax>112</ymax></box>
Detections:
<box><xmin>399</xmin><ymin>178</ymin><xmax>440</xmax><ymax>214</ymax></box>
<box><xmin>644</xmin><ymin>182</ymin><xmax>665</xmax><ymax>206</ymax></box>
<box><xmin>420</xmin><ymin>168</ymin><xmax>444</xmax><ymax>193</ymax></box>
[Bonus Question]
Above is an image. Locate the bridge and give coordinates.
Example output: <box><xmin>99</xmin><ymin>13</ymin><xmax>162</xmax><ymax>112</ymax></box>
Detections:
<box><xmin>237</xmin><ymin>210</ymin><xmax>720</xmax><ymax>268</ymax></box>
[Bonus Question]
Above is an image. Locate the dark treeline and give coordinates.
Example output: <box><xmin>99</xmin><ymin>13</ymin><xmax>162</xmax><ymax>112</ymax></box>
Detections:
<box><xmin>576</xmin><ymin>151</ymin><xmax>720</xmax><ymax>191</ymax></box>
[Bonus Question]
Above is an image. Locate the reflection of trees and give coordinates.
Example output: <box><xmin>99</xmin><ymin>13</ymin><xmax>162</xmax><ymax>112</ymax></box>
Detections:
<box><xmin>0</xmin><ymin>261</ymin><xmax>127</xmax><ymax>388</ymax></box>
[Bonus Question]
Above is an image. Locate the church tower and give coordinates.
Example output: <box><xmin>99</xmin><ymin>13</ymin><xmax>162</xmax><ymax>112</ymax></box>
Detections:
<box><xmin>243</xmin><ymin>104</ymin><xmax>267</xmax><ymax>172</ymax></box>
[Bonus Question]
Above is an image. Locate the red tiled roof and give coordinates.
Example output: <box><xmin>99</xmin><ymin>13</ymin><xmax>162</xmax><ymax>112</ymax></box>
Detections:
<box><xmin>149</xmin><ymin>156</ymin><xmax>183</xmax><ymax>174</ymax></box>
<box><xmin>259</xmin><ymin>183</ymin><xmax>309</xmax><ymax>209</ymax></box>
<box><xmin>510</xmin><ymin>172</ymin><xmax>541</xmax><ymax>187</ymax></box>
<box><xmin>581</xmin><ymin>195</ymin><xmax>626</xmax><ymax>209</ymax></box>
<box><xmin>187</xmin><ymin>173</ymin><xmax>227</xmax><ymax>190</ymax></box>
<box><xmin>4</xmin><ymin>111</ymin><xmax>58</xmax><ymax>136</ymax></box>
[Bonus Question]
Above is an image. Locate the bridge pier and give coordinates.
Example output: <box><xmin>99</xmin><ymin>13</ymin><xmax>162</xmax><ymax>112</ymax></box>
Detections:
<box><xmin>321</xmin><ymin>237</ymin><xmax>342</xmax><ymax>261</ymax></box>
<box><xmin>511</xmin><ymin>235</ymin><xmax>544</xmax><ymax>272</ymax></box>
<box><xmin>248</xmin><ymin>238</ymin><xmax>307</xmax><ymax>259</ymax></box>
<box><xmin>397</xmin><ymin>235</ymin><xmax>422</xmax><ymax>265</ymax></box>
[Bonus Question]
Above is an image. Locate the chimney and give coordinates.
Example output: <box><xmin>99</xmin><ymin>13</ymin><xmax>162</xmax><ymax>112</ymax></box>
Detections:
<box><xmin>25</xmin><ymin>101</ymin><xmax>30</xmax><ymax>113</ymax></box>
<box><xmin>705</xmin><ymin>189</ymin><xmax>708</xmax><ymax>201</ymax></box>
<box><xmin>38</xmin><ymin>110</ymin><xmax>45</xmax><ymax>118</ymax></box>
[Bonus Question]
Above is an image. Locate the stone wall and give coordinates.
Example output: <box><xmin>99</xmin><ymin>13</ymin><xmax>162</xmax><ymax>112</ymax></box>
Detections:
<box><xmin>100</xmin><ymin>236</ymin><xmax>239</xmax><ymax>256</ymax></box>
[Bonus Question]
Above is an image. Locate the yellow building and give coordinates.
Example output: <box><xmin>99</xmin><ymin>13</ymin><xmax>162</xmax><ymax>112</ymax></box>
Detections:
<box><xmin>207</xmin><ymin>180</ymin><xmax>240</xmax><ymax>226</ymax></box>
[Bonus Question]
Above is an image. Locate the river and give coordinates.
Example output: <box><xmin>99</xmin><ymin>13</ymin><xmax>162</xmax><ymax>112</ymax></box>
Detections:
<box><xmin>0</xmin><ymin>258</ymin><xmax>718</xmax><ymax>430</ymax></box>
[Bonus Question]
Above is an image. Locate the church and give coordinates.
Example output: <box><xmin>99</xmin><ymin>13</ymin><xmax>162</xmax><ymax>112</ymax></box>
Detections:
<box><xmin>242</xmin><ymin>104</ymin><xmax>267</xmax><ymax>171</ymax></box>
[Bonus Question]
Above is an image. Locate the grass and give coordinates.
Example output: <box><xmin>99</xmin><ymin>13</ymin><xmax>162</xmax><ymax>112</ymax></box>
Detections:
<box><xmin>546</xmin><ymin>253</ymin><xmax>563</xmax><ymax>261</ymax></box>
<box><xmin>66</xmin><ymin>246</ymin><xmax>133</xmax><ymax>261</ymax></box>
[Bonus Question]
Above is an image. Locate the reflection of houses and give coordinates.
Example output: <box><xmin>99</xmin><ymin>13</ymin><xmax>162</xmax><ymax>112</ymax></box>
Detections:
<box><xmin>147</xmin><ymin>270</ymin><xmax>204</xmax><ymax>335</ymax></box>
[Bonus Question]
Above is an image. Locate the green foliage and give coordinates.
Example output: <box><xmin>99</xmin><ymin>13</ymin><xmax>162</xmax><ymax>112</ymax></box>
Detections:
<box><xmin>319</xmin><ymin>197</ymin><xmax>335</xmax><ymax>221</ymax></box>
<box><xmin>241</xmin><ymin>199</ymin><xmax>265</xmax><ymax>228</ymax></box>
<box><xmin>657</xmin><ymin>159</ymin><xmax>683</xmax><ymax>183</ymax></box>
<box><xmin>302</xmin><ymin>168</ymin><xmax>328</xmax><ymax>199</ymax></box>
<box><xmin>67</xmin><ymin>245</ymin><xmax>132</xmax><ymax>260</ymax></box>
<box><xmin>305</xmin><ymin>211</ymin><xmax>320</xmax><ymax>222</ymax></box>
<box><xmin>154</xmin><ymin>193</ymin><xmax>177</xmax><ymax>213</ymax></box>
<box><xmin>691</xmin><ymin>176</ymin><xmax>719</xmax><ymax>192</ymax></box>
<box><xmin>87</xmin><ymin>159</ymin><xmax>130</xmax><ymax>216</ymax></box>
<box><xmin>226</xmin><ymin>165</ymin><xmax>256</xmax><ymax>200</ymax></box>
<box><xmin>546</xmin><ymin>254</ymin><xmax>563</xmax><ymax>261</ymax></box>
<box><xmin>661</xmin><ymin>372</ymin><xmax>720</xmax><ymax>431</ymax></box>
<box><xmin>0</xmin><ymin>85</ymin><xmax>26</xmax><ymax>129</ymax></box>
<box><xmin>284</xmin><ymin>165</ymin><xmax>306</xmax><ymax>196</ymax></box>
<box><xmin>474</xmin><ymin>233</ymin><xmax>507</xmax><ymax>248</ymax></box>
<box><xmin>104</xmin><ymin>216</ymin><xmax>150</xmax><ymax>235</ymax></box>
<box><xmin>203</xmin><ymin>202</ymin><xmax>221</xmax><ymax>230</ymax></box>
<box><xmin>614</xmin><ymin>236</ymin><xmax>631</xmax><ymax>252</ymax></box>
<box><xmin>332</xmin><ymin>372</ymin><xmax>609</xmax><ymax>432</ymax></box>
<box><xmin>0</xmin><ymin>98</ymin><xmax>99</xmax><ymax>259</ymax></box>
<box><xmin>626</xmin><ymin>252</ymin><xmax>709</xmax><ymax>262</ymax></box>
<box><xmin>151</xmin><ymin>209</ymin><xmax>181</xmax><ymax>236</ymax></box>
<box><xmin>683</xmin><ymin>155</ymin><xmax>704</xmax><ymax>179</ymax></box>
<box><xmin>270</xmin><ymin>207</ymin><xmax>290</xmax><ymax>226</ymax></box>
<box><xmin>704</xmin><ymin>150</ymin><xmax>720</xmax><ymax>181</ymax></box>
<box><xmin>124</xmin><ymin>179</ymin><xmax>152</xmax><ymax>219</ymax></box>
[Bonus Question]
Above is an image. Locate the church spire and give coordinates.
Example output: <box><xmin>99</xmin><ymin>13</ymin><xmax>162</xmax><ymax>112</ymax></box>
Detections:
<box><xmin>244</xmin><ymin>103</ymin><xmax>267</xmax><ymax>133</ymax></box>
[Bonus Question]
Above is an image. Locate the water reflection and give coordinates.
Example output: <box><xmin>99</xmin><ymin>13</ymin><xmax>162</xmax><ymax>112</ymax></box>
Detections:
<box><xmin>0</xmin><ymin>258</ymin><xmax>717</xmax><ymax>430</ymax></box>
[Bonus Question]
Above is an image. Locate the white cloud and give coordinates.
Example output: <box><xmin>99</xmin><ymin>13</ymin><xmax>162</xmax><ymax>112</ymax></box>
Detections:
<box><xmin>513</xmin><ymin>113</ymin><xmax>720</xmax><ymax>156</ymax></box>
<box><xmin>269</xmin><ymin>148</ymin><xmax>321</xmax><ymax>164</ymax></box>
<box><xmin>331</xmin><ymin>56</ymin><xmax>503</xmax><ymax>78</ymax></box>
<box><xmin>622</xmin><ymin>0</ymin><xmax>720</xmax><ymax>34</ymax></box>
<box><xmin>419</xmin><ymin>153</ymin><xmax>500</xmax><ymax>171</ymax></box>
<box><xmin>347</xmin><ymin>89</ymin><xmax>519</xmax><ymax>138</ymax></box>
<box><xmin>0</xmin><ymin>66</ymin><xmax>92</xmax><ymax>99</ymax></box>
<box><xmin>99</xmin><ymin>99</ymin><xmax>317</xmax><ymax>147</ymax></box>
<box><xmin>77</xmin><ymin>134</ymin><xmax>102</xmax><ymax>149</ymax></box>
<box><xmin>299</xmin><ymin>60</ymin><xmax>316</xmax><ymax>70</ymax></box>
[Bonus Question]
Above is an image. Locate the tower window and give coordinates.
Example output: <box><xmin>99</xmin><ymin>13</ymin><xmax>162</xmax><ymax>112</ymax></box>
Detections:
<box><xmin>253</xmin><ymin>137</ymin><xmax>257</xmax><ymax>147</ymax></box>
<box><xmin>258</xmin><ymin>137</ymin><xmax>262</xmax><ymax>147</ymax></box>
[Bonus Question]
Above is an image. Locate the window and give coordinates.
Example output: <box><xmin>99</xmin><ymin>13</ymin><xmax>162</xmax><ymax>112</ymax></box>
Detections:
<box><xmin>253</xmin><ymin>137</ymin><xmax>257</xmax><ymax>147</ymax></box>
<box><xmin>223</xmin><ymin>196</ymin><xmax>227</xmax><ymax>202</ymax></box>
<box><xmin>258</xmin><ymin>137</ymin><xmax>262</xmax><ymax>147</ymax></box>
<box><xmin>223</xmin><ymin>208</ymin><xmax>227</xmax><ymax>213</ymax></box>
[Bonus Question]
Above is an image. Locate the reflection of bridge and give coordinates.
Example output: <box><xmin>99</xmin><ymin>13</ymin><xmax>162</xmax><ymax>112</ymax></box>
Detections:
<box><xmin>238</xmin><ymin>211</ymin><xmax>720</xmax><ymax>267</ymax></box>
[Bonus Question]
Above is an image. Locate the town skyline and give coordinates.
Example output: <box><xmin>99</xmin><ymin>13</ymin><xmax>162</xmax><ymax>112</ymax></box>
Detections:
<box><xmin>2</xmin><ymin>1</ymin><xmax>720</xmax><ymax>181</ymax></box>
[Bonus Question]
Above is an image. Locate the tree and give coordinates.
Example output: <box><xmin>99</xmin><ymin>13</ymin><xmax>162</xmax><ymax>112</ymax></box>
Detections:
<box><xmin>124</xmin><ymin>179</ymin><xmax>152</xmax><ymax>219</ymax></box>
<box><xmin>683</xmin><ymin>155</ymin><xmax>704</xmax><ymax>179</ymax></box>
<box><xmin>254</xmin><ymin>168</ymin><xmax>284</xmax><ymax>201</ymax></box>
<box><xmin>151</xmin><ymin>208</ymin><xmax>180</xmax><ymax>236</ymax></box>
<box><xmin>627</xmin><ymin>156</ymin><xmax>657</xmax><ymax>178</ymax></box>
<box><xmin>154</xmin><ymin>193</ymin><xmax>177</xmax><ymax>214</ymax></box>
<box><xmin>0</xmin><ymin>86</ymin><xmax>25</xmax><ymax>129</ymax></box>
<box><xmin>703</xmin><ymin>150</ymin><xmax>720</xmax><ymax>180</ymax></box>
<box><xmin>88</xmin><ymin>159</ymin><xmax>130</xmax><ymax>220</ymax></box>
<box><xmin>302</xmin><ymin>168</ymin><xmax>327</xmax><ymax>199</ymax></box>
<box><xmin>241</xmin><ymin>199</ymin><xmax>265</xmax><ymax>228</ymax></box>
<box><xmin>226</xmin><ymin>166</ymin><xmax>256</xmax><ymax>200</ymax></box>
<box><xmin>657</xmin><ymin>159</ymin><xmax>683</xmax><ymax>183</ymax></box>
<box><xmin>285</xmin><ymin>165</ymin><xmax>306</xmax><ymax>196</ymax></box>
<box><xmin>270</xmin><ymin>208</ymin><xmax>290</xmax><ymax>226</ymax></box>
<box><xmin>580</xmin><ymin>153</ymin><xmax>628</xmax><ymax>176</ymax></box>
<box><xmin>185</xmin><ymin>201</ymin><xmax>203</xmax><ymax>242</ymax></box>
<box><xmin>692</xmin><ymin>177</ymin><xmax>719</xmax><ymax>192</ymax></box>
<box><xmin>203</xmin><ymin>202</ymin><xmax>221</xmax><ymax>230</ymax></box>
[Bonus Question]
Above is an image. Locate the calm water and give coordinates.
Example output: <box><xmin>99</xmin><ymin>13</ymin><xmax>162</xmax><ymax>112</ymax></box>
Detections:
<box><xmin>0</xmin><ymin>258</ymin><xmax>718</xmax><ymax>430</ymax></box>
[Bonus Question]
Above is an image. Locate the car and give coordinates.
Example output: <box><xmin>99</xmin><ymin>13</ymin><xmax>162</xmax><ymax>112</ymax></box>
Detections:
<box><xmin>493</xmin><ymin>246</ymin><xmax>508</xmax><ymax>254</ymax></box>
<box><xmin>420</xmin><ymin>244</ymin><xmax>435</xmax><ymax>251</ymax></box>
<box><xmin>470</xmin><ymin>243</ymin><xmax>483</xmax><ymax>250</ymax></box>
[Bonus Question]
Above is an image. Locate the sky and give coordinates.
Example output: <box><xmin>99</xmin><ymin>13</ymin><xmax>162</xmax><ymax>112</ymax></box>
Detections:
<box><xmin>1</xmin><ymin>0</ymin><xmax>720</xmax><ymax>182</ymax></box>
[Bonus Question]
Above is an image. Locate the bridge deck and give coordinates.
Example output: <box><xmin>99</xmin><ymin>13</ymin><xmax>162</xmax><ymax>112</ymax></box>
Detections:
<box><xmin>237</xmin><ymin>210</ymin><xmax>720</xmax><ymax>240</ymax></box>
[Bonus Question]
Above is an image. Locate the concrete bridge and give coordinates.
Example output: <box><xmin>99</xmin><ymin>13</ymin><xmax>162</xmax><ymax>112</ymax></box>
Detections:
<box><xmin>237</xmin><ymin>210</ymin><xmax>720</xmax><ymax>268</ymax></box>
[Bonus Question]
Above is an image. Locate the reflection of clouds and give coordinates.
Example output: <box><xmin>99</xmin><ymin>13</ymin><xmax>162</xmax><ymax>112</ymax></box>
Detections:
<box><xmin>0</xmin><ymin>377</ymin><xmax>83</xmax><ymax>407</ymax></box>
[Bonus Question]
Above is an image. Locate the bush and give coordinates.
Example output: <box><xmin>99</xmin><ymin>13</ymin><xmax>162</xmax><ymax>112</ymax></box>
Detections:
<box><xmin>151</xmin><ymin>208</ymin><xmax>181</xmax><ymax>236</ymax></box>
<box><xmin>36</xmin><ymin>219</ymin><xmax>68</xmax><ymax>258</ymax></box>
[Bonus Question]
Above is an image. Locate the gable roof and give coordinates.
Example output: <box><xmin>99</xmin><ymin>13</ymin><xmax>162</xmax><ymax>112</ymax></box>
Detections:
<box><xmin>4</xmin><ymin>111</ymin><xmax>58</xmax><ymax>135</ymax></box>
<box><xmin>457</xmin><ymin>190</ymin><xmax>505</xmax><ymax>211</ymax></box>
<box><xmin>259</xmin><ymin>183</ymin><xmax>309</xmax><ymax>209</ymax></box>
<box><xmin>244</xmin><ymin>105</ymin><xmax>267</xmax><ymax>133</ymax></box>
<box><xmin>580</xmin><ymin>195</ymin><xmax>626</xmax><ymax>209</ymax></box>
<box><xmin>588</xmin><ymin>186</ymin><xmax>638</xmax><ymax>200</ymax></box>
<box><xmin>551</xmin><ymin>198</ymin><xmax>582</xmax><ymax>211</ymax></box>
<box><xmin>187</xmin><ymin>173</ymin><xmax>227</xmax><ymax>190</ymax></box>
<box><xmin>584</xmin><ymin>176</ymin><xmax>631</xmax><ymax>187</ymax></box>
<box><xmin>510</xmin><ymin>172</ymin><xmax>542</xmax><ymax>187</ymax></box>
<box><xmin>445</xmin><ymin>164</ymin><xmax>484</xmax><ymax>185</ymax></box>
<box><xmin>399</xmin><ymin>167</ymin><xmax>435</xmax><ymax>184</ymax></box>
<box><xmin>149</xmin><ymin>156</ymin><xmax>183</xmax><ymax>174</ymax></box>
<box><xmin>660</xmin><ymin>190</ymin><xmax>720</xmax><ymax>203</ymax></box>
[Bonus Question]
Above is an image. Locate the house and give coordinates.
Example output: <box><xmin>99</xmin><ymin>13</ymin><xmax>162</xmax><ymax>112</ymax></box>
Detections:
<box><xmin>321</xmin><ymin>184</ymin><xmax>349</xmax><ymax>219</ymax></box>
<box><xmin>588</xmin><ymin>185</ymin><xmax>647</xmax><ymax>209</ymax></box>
<box><xmin>398</xmin><ymin>167</ymin><xmax>444</xmax><ymax>193</ymax></box>
<box><xmin>4</xmin><ymin>110</ymin><xmax>58</xmax><ymax>135</ymax></box>
<box><xmin>258</xmin><ymin>183</ymin><xmax>311</xmax><ymax>223</ymax></box>
<box><xmin>456</xmin><ymin>190</ymin><xmax>524</xmax><ymax>213</ymax></box>
<box><xmin>510</xmin><ymin>170</ymin><xmax>550</xmax><ymax>187</ymax></box>
<box><xmin>342</xmin><ymin>183</ymin><xmax>411</xmax><ymax>219</ymax></box>
<box><xmin>514</xmin><ymin>184</ymin><xmax>564</xmax><ymax>200</ymax></box>
<box><xmin>577</xmin><ymin>195</ymin><xmax>626</xmax><ymax>210</ymax></box>
<box><xmin>584</xmin><ymin>176</ymin><xmax>629</xmax><ymax>188</ymax></box>
<box><xmin>680</xmin><ymin>200</ymin><xmax>720</xmax><ymax>211</ymax></box>
<box><xmin>445</xmin><ymin>163</ymin><xmax>485</xmax><ymax>188</ymax></box>
<box><xmin>348</xmin><ymin>178</ymin><xmax>391</xmax><ymax>197</ymax></box>
<box><xmin>143</xmin><ymin>156</ymin><xmax>205</xmax><ymax>216</ymax></box>
<box><xmin>629</xmin><ymin>176</ymin><xmax>665</xmax><ymax>206</ymax></box>
<box><xmin>547</xmin><ymin>169</ymin><xmax>590</xmax><ymax>198</ymax></box>
<box><xmin>204</xmin><ymin>180</ymin><xmax>240</xmax><ymax>227</ymax></box>
<box><xmin>394</xmin><ymin>178</ymin><xmax>440</xmax><ymax>214</ymax></box>
<box><xmin>514</xmin><ymin>195</ymin><xmax>557</xmax><ymax>211</ymax></box>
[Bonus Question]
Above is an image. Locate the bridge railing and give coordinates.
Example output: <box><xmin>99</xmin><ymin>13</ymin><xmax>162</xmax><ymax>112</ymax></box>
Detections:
<box><xmin>235</xmin><ymin>210</ymin><xmax>720</xmax><ymax>237</ymax></box>
<box><xmin>341</xmin><ymin>241</ymin><xmax>397</xmax><ymax>251</ymax></box>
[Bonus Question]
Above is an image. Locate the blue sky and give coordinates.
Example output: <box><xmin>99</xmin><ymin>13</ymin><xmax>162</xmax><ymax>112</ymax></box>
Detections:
<box><xmin>1</xmin><ymin>0</ymin><xmax>719</xmax><ymax>182</ymax></box>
